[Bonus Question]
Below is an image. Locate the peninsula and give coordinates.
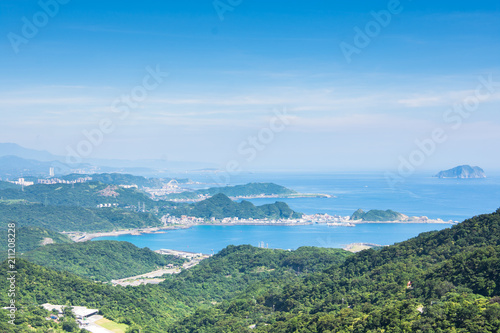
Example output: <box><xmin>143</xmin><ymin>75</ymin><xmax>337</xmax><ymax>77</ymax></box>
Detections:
<box><xmin>162</xmin><ymin>182</ymin><xmax>332</xmax><ymax>201</ymax></box>
<box><xmin>350</xmin><ymin>208</ymin><xmax>455</xmax><ymax>224</ymax></box>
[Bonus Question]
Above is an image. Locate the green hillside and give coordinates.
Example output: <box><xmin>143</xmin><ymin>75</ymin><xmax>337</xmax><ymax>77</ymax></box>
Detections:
<box><xmin>0</xmin><ymin>181</ymin><xmax>20</xmax><ymax>190</ymax></box>
<box><xmin>351</xmin><ymin>208</ymin><xmax>404</xmax><ymax>221</ymax></box>
<box><xmin>169</xmin><ymin>193</ymin><xmax>303</xmax><ymax>219</ymax></box>
<box><xmin>0</xmin><ymin>247</ymin><xmax>349</xmax><ymax>332</ymax></box>
<box><xmin>0</xmin><ymin>181</ymin><xmax>157</xmax><ymax>208</ymax></box>
<box><xmin>23</xmin><ymin>240</ymin><xmax>186</xmax><ymax>282</ymax></box>
<box><xmin>2</xmin><ymin>209</ymin><xmax>500</xmax><ymax>332</ymax></box>
<box><xmin>0</xmin><ymin>202</ymin><xmax>162</xmax><ymax>232</ymax></box>
<box><xmin>16</xmin><ymin>226</ymin><xmax>72</xmax><ymax>252</ymax></box>
<box><xmin>171</xmin><ymin>209</ymin><xmax>500</xmax><ymax>332</ymax></box>
<box><xmin>0</xmin><ymin>226</ymin><xmax>72</xmax><ymax>259</ymax></box>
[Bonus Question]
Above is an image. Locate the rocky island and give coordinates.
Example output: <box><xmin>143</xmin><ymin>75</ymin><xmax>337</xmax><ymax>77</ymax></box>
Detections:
<box><xmin>435</xmin><ymin>165</ymin><xmax>486</xmax><ymax>179</ymax></box>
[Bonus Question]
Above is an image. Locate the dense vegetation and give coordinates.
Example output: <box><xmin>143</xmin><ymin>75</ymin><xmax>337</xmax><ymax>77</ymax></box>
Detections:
<box><xmin>0</xmin><ymin>226</ymin><xmax>73</xmax><ymax>262</ymax></box>
<box><xmin>0</xmin><ymin>181</ymin><xmax>20</xmax><ymax>190</ymax></box>
<box><xmin>0</xmin><ymin>201</ymin><xmax>162</xmax><ymax>232</ymax></box>
<box><xmin>0</xmin><ymin>182</ymin><xmax>157</xmax><ymax>208</ymax></box>
<box><xmin>2</xmin><ymin>208</ymin><xmax>500</xmax><ymax>332</ymax></box>
<box><xmin>169</xmin><ymin>209</ymin><xmax>500</xmax><ymax>332</ymax></box>
<box><xmin>165</xmin><ymin>182</ymin><xmax>296</xmax><ymax>200</ymax></box>
<box><xmin>0</xmin><ymin>247</ymin><xmax>348</xmax><ymax>332</ymax></box>
<box><xmin>169</xmin><ymin>193</ymin><xmax>303</xmax><ymax>219</ymax></box>
<box><xmin>351</xmin><ymin>208</ymin><xmax>404</xmax><ymax>221</ymax></box>
<box><xmin>23</xmin><ymin>240</ymin><xmax>186</xmax><ymax>281</ymax></box>
<box><xmin>17</xmin><ymin>226</ymin><xmax>72</xmax><ymax>253</ymax></box>
<box><xmin>0</xmin><ymin>259</ymin><xmax>187</xmax><ymax>332</ymax></box>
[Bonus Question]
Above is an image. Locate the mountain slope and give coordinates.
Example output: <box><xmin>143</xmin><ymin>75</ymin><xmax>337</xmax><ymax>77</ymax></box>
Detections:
<box><xmin>0</xmin><ymin>202</ymin><xmax>161</xmax><ymax>232</ymax></box>
<box><xmin>23</xmin><ymin>240</ymin><xmax>186</xmax><ymax>281</ymax></box>
<box><xmin>169</xmin><ymin>209</ymin><xmax>500</xmax><ymax>332</ymax></box>
<box><xmin>2</xmin><ymin>209</ymin><xmax>500</xmax><ymax>332</ymax></box>
<box><xmin>169</xmin><ymin>193</ymin><xmax>302</xmax><ymax>219</ymax></box>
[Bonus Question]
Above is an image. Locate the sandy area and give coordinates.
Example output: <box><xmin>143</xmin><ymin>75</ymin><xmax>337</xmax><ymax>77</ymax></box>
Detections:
<box><xmin>343</xmin><ymin>243</ymin><xmax>382</xmax><ymax>253</ymax></box>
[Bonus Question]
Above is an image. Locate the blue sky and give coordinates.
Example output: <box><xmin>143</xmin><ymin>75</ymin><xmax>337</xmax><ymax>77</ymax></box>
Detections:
<box><xmin>0</xmin><ymin>0</ymin><xmax>499</xmax><ymax>171</ymax></box>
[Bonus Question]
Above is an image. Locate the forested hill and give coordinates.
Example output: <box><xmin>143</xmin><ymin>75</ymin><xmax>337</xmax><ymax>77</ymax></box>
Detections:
<box><xmin>351</xmin><ymin>208</ymin><xmax>404</xmax><ymax>221</ymax></box>
<box><xmin>0</xmin><ymin>181</ymin><xmax>157</xmax><ymax>208</ymax></box>
<box><xmin>0</xmin><ymin>226</ymin><xmax>72</xmax><ymax>257</ymax></box>
<box><xmin>170</xmin><ymin>209</ymin><xmax>500</xmax><ymax>332</ymax></box>
<box><xmin>0</xmin><ymin>247</ymin><xmax>349</xmax><ymax>332</ymax></box>
<box><xmin>22</xmin><ymin>241</ymin><xmax>186</xmax><ymax>282</ymax></box>
<box><xmin>169</xmin><ymin>193</ymin><xmax>303</xmax><ymax>219</ymax></box>
<box><xmin>0</xmin><ymin>201</ymin><xmax>162</xmax><ymax>233</ymax></box>
<box><xmin>198</xmin><ymin>182</ymin><xmax>296</xmax><ymax>196</ymax></box>
<box><xmin>16</xmin><ymin>226</ymin><xmax>72</xmax><ymax>253</ymax></box>
<box><xmin>2</xmin><ymin>210</ymin><xmax>500</xmax><ymax>332</ymax></box>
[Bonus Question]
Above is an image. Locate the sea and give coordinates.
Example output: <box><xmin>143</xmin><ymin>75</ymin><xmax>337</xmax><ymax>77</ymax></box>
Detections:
<box><xmin>94</xmin><ymin>172</ymin><xmax>500</xmax><ymax>254</ymax></box>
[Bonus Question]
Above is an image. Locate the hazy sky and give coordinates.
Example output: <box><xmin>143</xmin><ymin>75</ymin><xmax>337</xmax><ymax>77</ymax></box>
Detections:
<box><xmin>1</xmin><ymin>0</ymin><xmax>499</xmax><ymax>171</ymax></box>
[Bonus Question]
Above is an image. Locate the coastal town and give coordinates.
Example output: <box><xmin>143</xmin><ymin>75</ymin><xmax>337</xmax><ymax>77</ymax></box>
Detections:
<box><xmin>161</xmin><ymin>213</ymin><xmax>351</xmax><ymax>226</ymax></box>
<box><xmin>161</xmin><ymin>213</ymin><xmax>456</xmax><ymax>227</ymax></box>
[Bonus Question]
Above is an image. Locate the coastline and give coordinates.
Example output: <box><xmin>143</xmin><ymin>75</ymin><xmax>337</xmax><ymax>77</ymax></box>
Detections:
<box><xmin>350</xmin><ymin>217</ymin><xmax>456</xmax><ymax>224</ymax></box>
<box><xmin>65</xmin><ymin>225</ymin><xmax>191</xmax><ymax>243</ymax></box>
<box><xmin>66</xmin><ymin>218</ymin><xmax>454</xmax><ymax>243</ymax></box>
<box><xmin>343</xmin><ymin>243</ymin><xmax>384</xmax><ymax>253</ymax></box>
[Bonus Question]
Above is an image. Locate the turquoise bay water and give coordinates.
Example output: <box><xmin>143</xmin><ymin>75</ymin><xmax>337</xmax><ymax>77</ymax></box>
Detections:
<box><xmin>96</xmin><ymin>223</ymin><xmax>451</xmax><ymax>254</ymax></box>
<box><xmin>94</xmin><ymin>172</ymin><xmax>500</xmax><ymax>253</ymax></box>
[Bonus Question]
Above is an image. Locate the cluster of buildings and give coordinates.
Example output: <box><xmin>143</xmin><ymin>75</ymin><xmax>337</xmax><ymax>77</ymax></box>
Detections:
<box><xmin>162</xmin><ymin>213</ymin><xmax>353</xmax><ymax>226</ymax></box>
<box><xmin>37</xmin><ymin>176</ymin><xmax>92</xmax><ymax>185</ymax></box>
<box><xmin>162</xmin><ymin>215</ymin><xmax>205</xmax><ymax>225</ymax></box>
<box><xmin>7</xmin><ymin>178</ymin><xmax>34</xmax><ymax>186</ymax></box>
<box><xmin>301</xmin><ymin>213</ymin><xmax>351</xmax><ymax>223</ymax></box>
<box><xmin>6</xmin><ymin>176</ymin><xmax>93</xmax><ymax>187</ymax></box>
<box><xmin>42</xmin><ymin>303</ymin><xmax>99</xmax><ymax>329</ymax></box>
<box><xmin>96</xmin><ymin>203</ymin><xmax>119</xmax><ymax>208</ymax></box>
<box><xmin>118</xmin><ymin>184</ymin><xmax>138</xmax><ymax>189</ymax></box>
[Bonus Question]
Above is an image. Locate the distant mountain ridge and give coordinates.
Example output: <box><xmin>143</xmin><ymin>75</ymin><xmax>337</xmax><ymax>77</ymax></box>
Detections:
<box><xmin>435</xmin><ymin>165</ymin><xmax>486</xmax><ymax>179</ymax></box>
<box><xmin>0</xmin><ymin>143</ymin><xmax>57</xmax><ymax>161</ymax></box>
<box><xmin>0</xmin><ymin>142</ymin><xmax>216</xmax><ymax>176</ymax></box>
<box><xmin>0</xmin><ymin>155</ymin><xmax>77</xmax><ymax>178</ymax></box>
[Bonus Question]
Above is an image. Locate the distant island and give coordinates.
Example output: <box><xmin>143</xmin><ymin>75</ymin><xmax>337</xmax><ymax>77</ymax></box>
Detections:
<box><xmin>435</xmin><ymin>165</ymin><xmax>486</xmax><ymax>179</ymax></box>
<box><xmin>351</xmin><ymin>208</ymin><xmax>454</xmax><ymax>224</ymax></box>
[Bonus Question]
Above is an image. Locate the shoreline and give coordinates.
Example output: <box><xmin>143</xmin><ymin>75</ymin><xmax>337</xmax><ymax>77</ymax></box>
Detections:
<box><xmin>343</xmin><ymin>243</ymin><xmax>384</xmax><ymax>253</ymax></box>
<box><xmin>66</xmin><ymin>218</ymin><xmax>454</xmax><ymax>242</ymax></box>
<box><xmin>65</xmin><ymin>225</ymin><xmax>191</xmax><ymax>242</ymax></box>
